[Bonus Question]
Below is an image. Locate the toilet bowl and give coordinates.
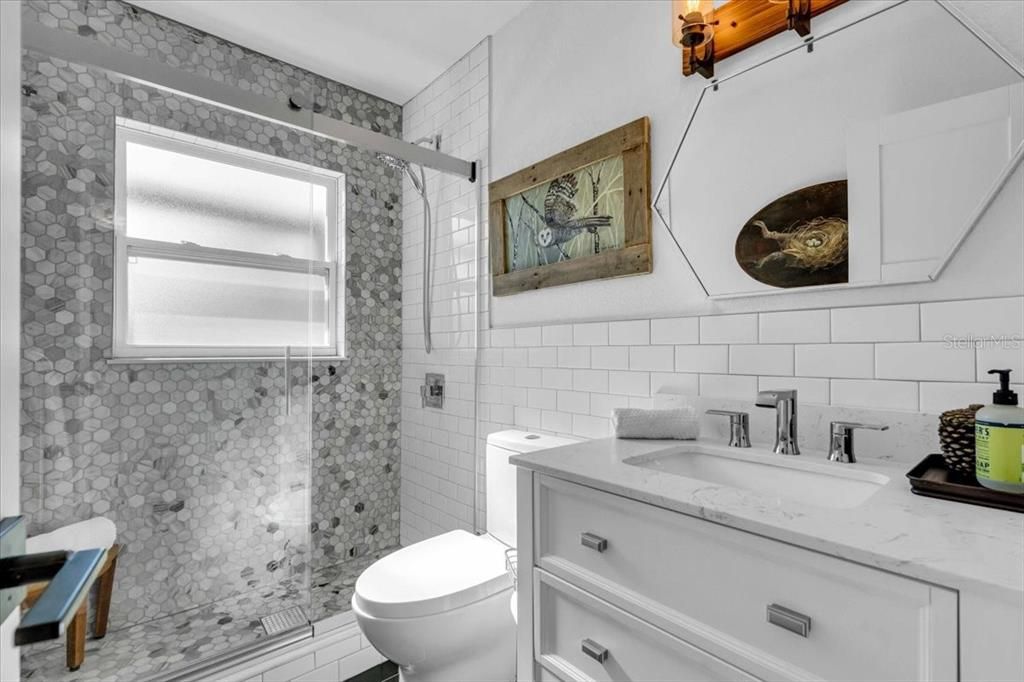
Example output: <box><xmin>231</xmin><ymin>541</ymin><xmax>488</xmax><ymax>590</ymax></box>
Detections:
<box><xmin>352</xmin><ymin>530</ymin><xmax>514</xmax><ymax>681</ymax></box>
<box><xmin>353</xmin><ymin>431</ymin><xmax>580</xmax><ymax>682</ymax></box>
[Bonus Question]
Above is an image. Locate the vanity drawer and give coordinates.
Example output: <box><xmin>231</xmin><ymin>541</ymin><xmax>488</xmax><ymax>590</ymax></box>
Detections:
<box><xmin>534</xmin><ymin>568</ymin><xmax>756</xmax><ymax>682</ymax></box>
<box><xmin>534</xmin><ymin>475</ymin><xmax>958</xmax><ymax>682</ymax></box>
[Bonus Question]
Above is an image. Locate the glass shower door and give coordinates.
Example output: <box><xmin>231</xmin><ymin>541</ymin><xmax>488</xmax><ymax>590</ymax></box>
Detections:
<box><xmin>18</xmin><ymin>47</ymin><xmax>319</xmax><ymax>680</ymax></box>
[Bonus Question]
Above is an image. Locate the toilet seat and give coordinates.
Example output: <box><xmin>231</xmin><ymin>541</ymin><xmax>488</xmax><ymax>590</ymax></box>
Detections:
<box><xmin>353</xmin><ymin>530</ymin><xmax>511</xmax><ymax>619</ymax></box>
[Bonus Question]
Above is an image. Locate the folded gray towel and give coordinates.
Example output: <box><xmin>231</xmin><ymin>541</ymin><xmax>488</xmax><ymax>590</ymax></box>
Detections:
<box><xmin>612</xmin><ymin>407</ymin><xmax>699</xmax><ymax>440</ymax></box>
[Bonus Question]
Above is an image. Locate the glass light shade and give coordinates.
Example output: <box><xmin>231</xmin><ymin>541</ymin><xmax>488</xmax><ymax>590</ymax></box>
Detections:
<box><xmin>673</xmin><ymin>0</ymin><xmax>714</xmax><ymax>48</ymax></box>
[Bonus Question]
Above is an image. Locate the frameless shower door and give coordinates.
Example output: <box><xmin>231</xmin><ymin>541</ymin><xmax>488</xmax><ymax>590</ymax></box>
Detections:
<box><xmin>300</xmin><ymin>113</ymin><xmax>404</xmax><ymax>625</ymax></box>
<box><xmin>18</xmin><ymin>45</ymin><xmax>322</xmax><ymax>679</ymax></box>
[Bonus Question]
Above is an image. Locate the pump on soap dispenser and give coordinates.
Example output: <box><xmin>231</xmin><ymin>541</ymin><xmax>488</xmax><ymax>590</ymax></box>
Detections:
<box><xmin>975</xmin><ymin>369</ymin><xmax>1024</xmax><ymax>493</ymax></box>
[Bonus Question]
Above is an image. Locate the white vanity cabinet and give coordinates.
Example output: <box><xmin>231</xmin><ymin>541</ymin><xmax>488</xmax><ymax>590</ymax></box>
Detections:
<box><xmin>516</xmin><ymin>472</ymin><xmax>960</xmax><ymax>682</ymax></box>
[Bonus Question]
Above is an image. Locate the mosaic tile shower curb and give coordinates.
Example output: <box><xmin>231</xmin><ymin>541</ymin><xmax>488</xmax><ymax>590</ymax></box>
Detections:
<box><xmin>20</xmin><ymin>0</ymin><xmax>403</xmax><ymax>630</ymax></box>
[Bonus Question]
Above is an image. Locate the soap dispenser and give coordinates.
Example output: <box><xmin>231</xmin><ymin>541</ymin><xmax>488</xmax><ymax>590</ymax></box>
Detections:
<box><xmin>975</xmin><ymin>369</ymin><xmax>1024</xmax><ymax>493</ymax></box>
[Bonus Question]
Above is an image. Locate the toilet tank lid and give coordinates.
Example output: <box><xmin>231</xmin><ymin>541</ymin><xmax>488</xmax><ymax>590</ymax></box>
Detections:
<box><xmin>486</xmin><ymin>430</ymin><xmax>581</xmax><ymax>454</ymax></box>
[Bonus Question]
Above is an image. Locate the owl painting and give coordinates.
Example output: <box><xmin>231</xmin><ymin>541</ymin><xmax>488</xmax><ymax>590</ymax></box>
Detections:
<box><xmin>502</xmin><ymin>155</ymin><xmax>625</xmax><ymax>271</ymax></box>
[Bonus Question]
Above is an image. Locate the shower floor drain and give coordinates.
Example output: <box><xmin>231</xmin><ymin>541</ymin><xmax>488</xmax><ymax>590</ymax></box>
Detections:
<box><xmin>260</xmin><ymin>606</ymin><xmax>309</xmax><ymax>636</ymax></box>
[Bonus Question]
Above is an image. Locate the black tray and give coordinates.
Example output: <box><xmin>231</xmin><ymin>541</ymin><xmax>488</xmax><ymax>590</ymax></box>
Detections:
<box><xmin>906</xmin><ymin>454</ymin><xmax>1024</xmax><ymax>513</ymax></box>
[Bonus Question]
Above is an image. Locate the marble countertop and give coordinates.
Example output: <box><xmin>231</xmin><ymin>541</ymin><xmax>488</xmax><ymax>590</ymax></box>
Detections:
<box><xmin>511</xmin><ymin>438</ymin><xmax>1024</xmax><ymax>598</ymax></box>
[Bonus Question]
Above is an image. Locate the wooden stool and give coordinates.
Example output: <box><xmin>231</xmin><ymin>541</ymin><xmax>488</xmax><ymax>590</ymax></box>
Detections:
<box><xmin>22</xmin><ymin>544</ymin><xmax>121</xmax><ymax>671</ymax></box>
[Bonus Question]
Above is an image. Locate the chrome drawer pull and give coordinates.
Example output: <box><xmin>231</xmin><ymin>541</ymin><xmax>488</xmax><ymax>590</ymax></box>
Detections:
<box><xmin>581</xmin><ymin>638</ymin><xmax>609</xmax><ymax>663</ymax></box>
<box><xmin>767</xmin><ymin>603</ymin><xmax>812</xmax><ymax>637</ymax></box>
<box><xmin>580</xmin><ymin>532</ymin><xmax>608</xmax><ymax>552</ymax></box>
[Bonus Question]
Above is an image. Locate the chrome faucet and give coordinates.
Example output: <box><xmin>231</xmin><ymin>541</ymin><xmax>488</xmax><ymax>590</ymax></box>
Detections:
<box><xmin>827</xmin><ymin>421</ymin><xmax>889</xmax><ymax>463</ymax></box>
<box><xmin>755</xmin><ymin>389</ymin><xmax>800</xmax><ymax>455</ymax></box>
<box><xmin>705</xmin><ymin>409</ymin><xmax>751</xmax><ymax>448</ymax></box>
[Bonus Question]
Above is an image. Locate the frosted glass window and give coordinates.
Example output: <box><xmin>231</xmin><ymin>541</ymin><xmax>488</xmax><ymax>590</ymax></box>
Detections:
<box><xmin>125</xmin><ymin>141</ymin><xmax>328</xmax><ymax>260</ymax></box>
<box><xmin>126</xmin><ymin>259</ymin><xmax>329</xmax><ymax>348</ymax></box>
<box><xmin>114</xmin><ymin>121</ymin><xmax>343</xmax><ymax>359</ymax></box>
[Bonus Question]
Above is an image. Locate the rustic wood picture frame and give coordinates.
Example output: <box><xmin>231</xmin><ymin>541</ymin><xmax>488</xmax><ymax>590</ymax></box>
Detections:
<box><xmin>488</xmin><ymin>118</ymin><xmax>651</xmax><ymax>296</ymax></box>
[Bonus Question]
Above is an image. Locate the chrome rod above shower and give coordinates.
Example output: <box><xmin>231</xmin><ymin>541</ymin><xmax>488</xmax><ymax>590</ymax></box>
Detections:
<box><xmin>21</xmin><ymin>20</ymin><xmax>478</xmax><ymax>182</ymax></box>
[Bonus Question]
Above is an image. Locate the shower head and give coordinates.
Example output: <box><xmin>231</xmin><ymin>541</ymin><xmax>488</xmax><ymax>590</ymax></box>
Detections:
<box><xmin>378</xmin><ymin>151</ymin><xmax>424</xmax><ymax>193</ymax></box>
<box><xmin>375</xmin><ymin>134</ymin><xmax>441</xmax><ymax>171</ymax></box>
<box><xmin>376</xmin><ymin>151</ymin><xmax>409</xmax><ymax>171</ymax></box>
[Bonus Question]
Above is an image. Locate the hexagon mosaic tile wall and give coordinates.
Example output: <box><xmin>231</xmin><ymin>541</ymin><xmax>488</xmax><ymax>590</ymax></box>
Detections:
<box><xmin>20</xmin><ymin>0</ymin><xmax>403</xmax><ymax>629</ymax></box>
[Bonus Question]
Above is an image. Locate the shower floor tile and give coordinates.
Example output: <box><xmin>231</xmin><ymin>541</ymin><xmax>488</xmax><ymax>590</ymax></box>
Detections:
<box><xmin>20</xmin><ymin>548</ymin><xmax>396</xmax><ymax>682</ymax></box>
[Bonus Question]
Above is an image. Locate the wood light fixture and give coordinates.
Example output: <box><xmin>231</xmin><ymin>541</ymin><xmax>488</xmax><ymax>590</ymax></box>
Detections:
<box><xmin>769</xmin><ymin>0</ymin><xmax>813</xmax><ymax>37</ymax></box>
<box><xmin>673</xmin><ymin>0</ymin><xmax>716</xmax><ymax>78</ymax></box>
<box><xmin>674</xmin><ymin>0</ymin><xmax>848</xmax><ymax>79</ymax></box>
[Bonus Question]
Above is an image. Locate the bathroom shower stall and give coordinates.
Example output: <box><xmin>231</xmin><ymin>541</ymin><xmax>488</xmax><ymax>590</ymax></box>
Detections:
<box><xmin>15</xmin><ymin>1</ymin><xmax>479</xmax><ymax>679</ymax></box>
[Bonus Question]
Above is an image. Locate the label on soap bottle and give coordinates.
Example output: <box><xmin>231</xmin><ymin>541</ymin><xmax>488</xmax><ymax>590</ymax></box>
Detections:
<box><xmin>975</xmin><ymin>421</ymin><xmax>1024</xmax><ymax>483</ymax></box>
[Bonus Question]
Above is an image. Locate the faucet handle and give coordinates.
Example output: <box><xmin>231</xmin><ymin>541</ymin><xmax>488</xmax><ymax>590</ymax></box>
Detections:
<box><xmin>706</xmin><ymin>410</ymin><xmax>751</xmax><ymax>448</ymax></box>
<box><xmin>828</xmin><ymin>421</ymin><xmax>889</xmax><ymax>463</ymax></box>
<box><xmin>831</xmin><ymin>421</ymin><xmax>889</xmax><ymax>432</ymax></box>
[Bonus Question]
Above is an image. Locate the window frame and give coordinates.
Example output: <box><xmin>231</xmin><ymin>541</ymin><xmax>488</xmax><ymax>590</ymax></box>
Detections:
<box><xmin>112</xmin><ymin>120</ymin><xmax>345</xmax><ymax>362</ymax></box>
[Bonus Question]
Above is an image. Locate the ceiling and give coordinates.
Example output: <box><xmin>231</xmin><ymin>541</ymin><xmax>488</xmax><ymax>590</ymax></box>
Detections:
<box><xmin>131</xmin><ymin>1</ymin><xmax>532</xmax><ymax>104</ymax></box>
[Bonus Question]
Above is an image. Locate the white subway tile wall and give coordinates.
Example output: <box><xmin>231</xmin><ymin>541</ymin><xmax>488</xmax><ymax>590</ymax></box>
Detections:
<box><xmin>651</xmin><ymin>317</ymin><xmax>700</xmax><ymax>345</ymax></box>
<box><xmin>401</xmin><ymin>39</ymin><xmax>490</xmax><ymax>545</ymax></box>
<box><xmin>699</xmin><ymin>313</ymin><xmax>759</xmax><ymax>344</ymax></box>
<box><xmin>759</xmin><ymin>309</ymin><xmax>830</xmax><ymax>343</ymax></box>
<box><xmin>831</xmin><ymin>304</ymin><xmax>920</xmax><ymax>342</ymax></box>
<box><xmin>795</xmin><ymin>343</ymin><xmax>875</xmax><ymax>378</ymax></box>
<box><xmin>729</xmin><ymin>344</ymin><xmax>794</xmax><ymax>377</ymax></box>
<box><xmin>830</xmin><ymin>379</ymin><xmax>920</xmax><ymax>412</ymax></box>
<box><xmin>875</xmin><ymin>342</ymin><xmax>975</xmax><ymax>381</ymax></box>
<box><xmin>675</xmin><ymin>345</ymin><xmax>729</xmax><ymax>374</ymax></box>
<box><xmin>920</xmin><ymin>298</ymin><xmax>1024</xmax><ymax>341</ymax></box>
<box><xmin>476</xmin><ymin>297</ymin><xmax>1023</xmax><ymax>447</ymax></box>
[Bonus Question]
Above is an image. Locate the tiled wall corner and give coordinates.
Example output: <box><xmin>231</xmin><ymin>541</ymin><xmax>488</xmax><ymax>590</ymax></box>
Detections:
<box><xmin>400</xmin><ymin>39</ymin><xmax>489</xmax><ymax>545</ymax></box>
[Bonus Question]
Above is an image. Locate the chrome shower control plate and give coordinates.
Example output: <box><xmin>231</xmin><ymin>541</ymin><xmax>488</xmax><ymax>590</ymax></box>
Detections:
<box><xmin>422</xmin><ymin>373</ymin><xmax>445</xmax><ymax>409</ymax></box>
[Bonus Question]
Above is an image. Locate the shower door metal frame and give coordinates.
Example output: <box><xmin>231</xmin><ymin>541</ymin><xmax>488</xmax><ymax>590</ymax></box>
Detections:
<box><xmin>21</xmin><ymin>20</ymin><xmax>477</xmax><ymax>182</ymax></box>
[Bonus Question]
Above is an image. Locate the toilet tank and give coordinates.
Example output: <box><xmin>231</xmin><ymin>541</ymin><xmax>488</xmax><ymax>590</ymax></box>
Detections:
<box><xmin>485</xmin><ymin>430</ymin><xmax>580</xmax><ymax>547</ymax></box>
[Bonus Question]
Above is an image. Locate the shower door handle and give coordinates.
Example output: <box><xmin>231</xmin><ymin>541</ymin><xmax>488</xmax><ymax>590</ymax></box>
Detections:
<box><xmin>284</xmin><ymin>345</ymin><xmax>291</xmax><ymax>416</ymax></box>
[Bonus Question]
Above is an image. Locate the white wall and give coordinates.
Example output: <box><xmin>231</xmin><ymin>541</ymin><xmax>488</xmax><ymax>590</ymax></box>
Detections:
<box><xmin>397</xmin><ymin>1</ymin><xmax>1024</xmax><ymax>545</ymax></box>
<box><xmin>401</xmin><ymin>40</ymin><xmax>490</xmax><ymax>545</ymax></box>
<box><xmin>1</xmin><ymin>1</ymin><xmax>22</xmax><ymax>679</ymax></box>
<box><xmin>489</xmin><ymin>0</ymin><xmax>1024</xmax><ymax>326</ymax></box>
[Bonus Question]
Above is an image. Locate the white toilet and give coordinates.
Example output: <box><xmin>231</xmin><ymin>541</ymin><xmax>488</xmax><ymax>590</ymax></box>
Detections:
<box><xmin>352</xmin><ymin>430</ymin><xmax>579</xmax><ymax>682</ymax></box>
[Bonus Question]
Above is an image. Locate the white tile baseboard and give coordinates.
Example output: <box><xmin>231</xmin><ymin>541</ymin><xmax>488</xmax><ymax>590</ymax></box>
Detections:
<box><xmin>220</xmin><ymin>616</ymin><xmax>385</xmax><ymax>682</ymax></box>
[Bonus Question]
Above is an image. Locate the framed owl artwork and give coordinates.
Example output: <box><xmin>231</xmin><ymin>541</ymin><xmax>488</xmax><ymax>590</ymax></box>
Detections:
<box><xmin>488</xmin><ymin>118</ymin><xmax>652</xmax><ymax>296</ymax></box>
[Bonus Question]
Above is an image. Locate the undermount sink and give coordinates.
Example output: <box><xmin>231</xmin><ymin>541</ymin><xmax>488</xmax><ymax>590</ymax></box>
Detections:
<box><xmin>624</xmin><ymin>443</ymin><xmax>891</xmax><ymax>509</ymax></box>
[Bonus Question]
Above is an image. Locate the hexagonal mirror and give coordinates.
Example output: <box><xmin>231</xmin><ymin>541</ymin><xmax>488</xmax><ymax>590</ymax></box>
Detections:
<box><xmin>654</xmin><ymin>0</ymin><xmax>1024</xmax><ymax>298</ymax></box>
